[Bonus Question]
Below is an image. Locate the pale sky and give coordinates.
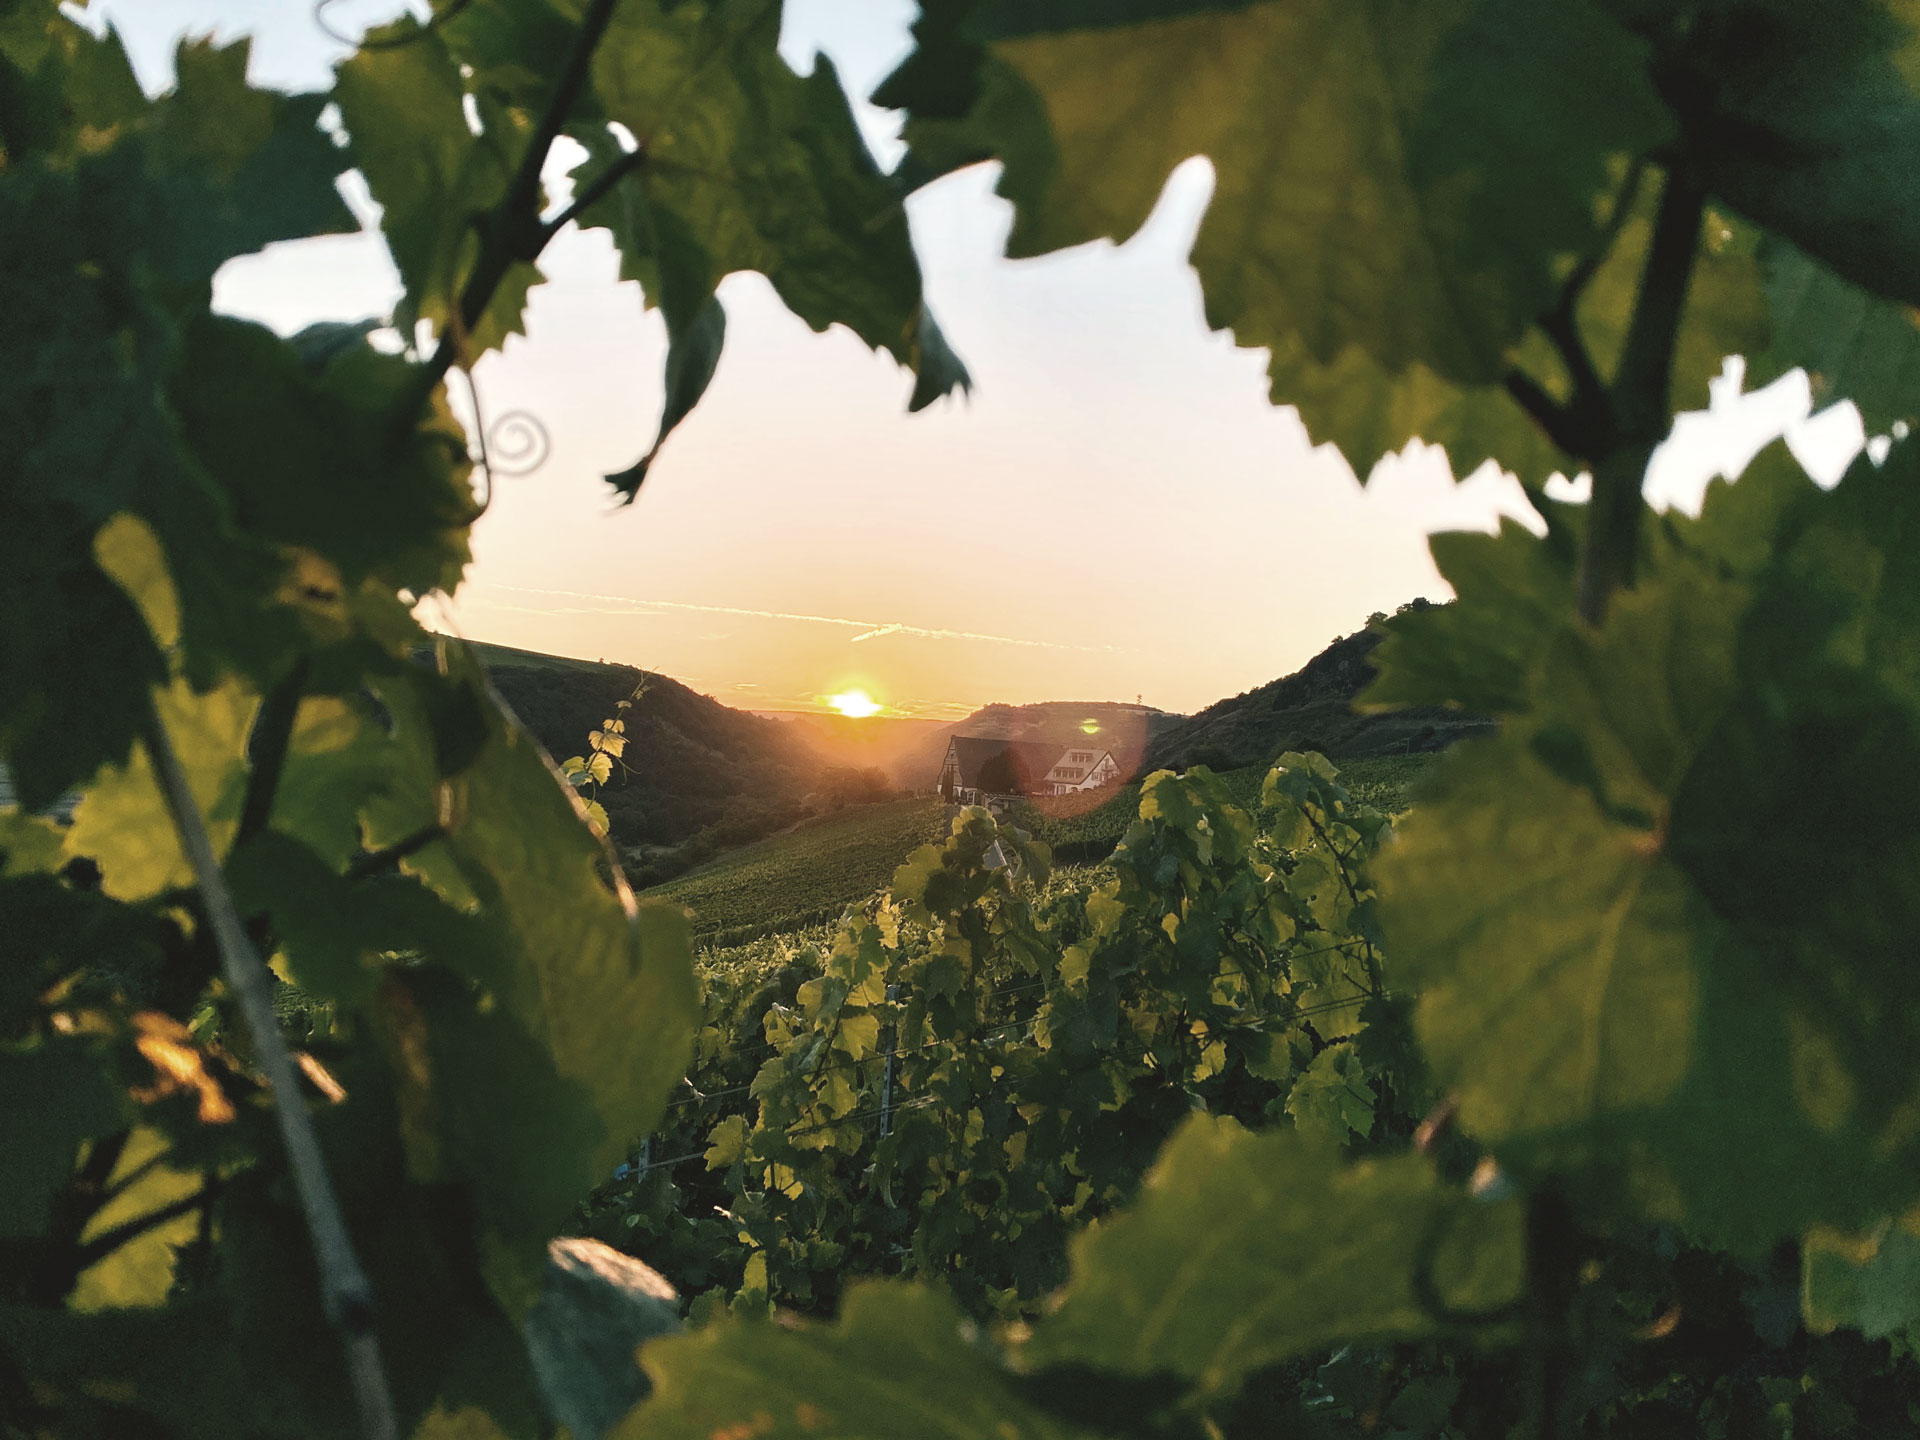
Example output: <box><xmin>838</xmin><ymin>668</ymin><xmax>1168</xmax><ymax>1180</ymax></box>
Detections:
<box><xmin>100</xmin><ymin>0</ymin><xmax>1867</xmax><ymax>719</ymax></box>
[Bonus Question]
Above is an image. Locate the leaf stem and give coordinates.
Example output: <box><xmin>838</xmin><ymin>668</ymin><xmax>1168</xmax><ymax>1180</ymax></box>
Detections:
<box><xmin>346</xmin><ymin>823</ymin><xmax>448</xmax><ymax>881</ymax></box>
<box><xmin>143</xmin><ymin>701</ymin><xmax>399</xmax><ymax>1440</ymax></box>
<box><xmin>1577</xmin><ymin>167</ymin><xmax>1705</xmax><ymax>624</ymax></box>
<box><xmin>540</xmin><ymin>143</ymin><xmax>648</xmax><ymax>242</ymax></box>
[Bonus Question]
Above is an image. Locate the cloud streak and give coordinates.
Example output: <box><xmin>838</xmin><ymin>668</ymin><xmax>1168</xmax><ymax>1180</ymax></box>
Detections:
<box><xmin>476</xmin><ymin>583</ymin><xmax>1125</xmax><ymax>654</ymax></box>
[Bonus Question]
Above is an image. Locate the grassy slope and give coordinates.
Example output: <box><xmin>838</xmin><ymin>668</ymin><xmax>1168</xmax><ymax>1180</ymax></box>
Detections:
<box><xmin>646</xmin><ymin>795</ymin><xmax>951</xmax><ymax>945</ymax></box>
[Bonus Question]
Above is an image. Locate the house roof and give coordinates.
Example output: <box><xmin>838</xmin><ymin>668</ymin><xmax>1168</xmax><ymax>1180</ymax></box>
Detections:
<box><xmin>943</xmin><ymin>737</ymin><xmax>1068</xmax><ymax>792</ymax></box>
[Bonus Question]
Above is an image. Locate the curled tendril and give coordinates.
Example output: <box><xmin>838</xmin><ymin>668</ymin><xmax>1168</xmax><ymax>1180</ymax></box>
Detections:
<box><xmin>485</xmin><ymin>410</ymin><xmax>551</xmax><ymax>477</ymax></box>
<box><xmin>453</xmin><ymin>359</ymin><xmax>549</xmax><ymax>524</ymax></box>
<box><xmin>314</xmin><ymin>0</ymin><xmax>475</xmax><ymax>52</ymax></box>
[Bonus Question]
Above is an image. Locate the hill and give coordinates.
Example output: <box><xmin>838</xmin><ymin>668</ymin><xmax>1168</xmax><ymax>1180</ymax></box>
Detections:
<box><xmin>645</xmin><ymin>796</ymin><xmax>951</xmax><ymax>945</ymax></box>
<box><xmin>757</xmin><ymin>711</ymin><xmax>952</xmax><ymax>791</ymax></box>
<box><xmin>1143</xmin><ymin>602</ymin><xmax>1489</xmax><ymax>772</ymax></box>
<box><xmin>776</xmin><ymin>700</ymin><xmax>1186</xmax><ymax>793</ymax></box>
<box><xmin>479</xmin><ymin>652</ymin><xmax>823</xmax><ymax>851</ymax></box>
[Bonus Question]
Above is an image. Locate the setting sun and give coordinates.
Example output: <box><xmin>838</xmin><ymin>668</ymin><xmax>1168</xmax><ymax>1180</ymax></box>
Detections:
<box><xmin>827</xmin><ymin>689</ymin><xmax>882</xmax><ymax>719</ymax></box>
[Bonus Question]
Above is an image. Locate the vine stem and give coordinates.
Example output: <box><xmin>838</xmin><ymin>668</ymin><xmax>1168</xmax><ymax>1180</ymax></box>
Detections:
<box><xmin>144</xmin><ymin>703</ymin><xmax>399</xmax><ymax>1440</ymax></box>
<box><xmin>1577</xmin><ymin>167</ymin><xmax>1706</xmax><ymax>624</ymax></box>
<box><xmin>397</xmin><ymin>0</ymin><xmax>626</xmax><ymax>439</ymax></box>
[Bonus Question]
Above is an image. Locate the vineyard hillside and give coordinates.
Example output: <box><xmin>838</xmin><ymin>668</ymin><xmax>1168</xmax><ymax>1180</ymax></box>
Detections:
<box><xmin>474</xmin><ymin>645</ymin><xmax>826</xmax><ymax>849</ymax></box>
<box><xmin>644</xmin><ymin>795</ymin><xmax>951</xmax><ymax>945</ymax></box>
<box><xmin>1144</xmin><ymin>601</ymin><xmax>1489</xmax><ymax>772</ymax></box>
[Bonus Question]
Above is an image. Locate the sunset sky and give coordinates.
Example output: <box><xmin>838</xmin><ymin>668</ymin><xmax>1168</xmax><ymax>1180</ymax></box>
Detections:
<box><xmin>106</xmin><ymin>0</ymin><xmax>1868</xmax><ymax>719</ymax></box>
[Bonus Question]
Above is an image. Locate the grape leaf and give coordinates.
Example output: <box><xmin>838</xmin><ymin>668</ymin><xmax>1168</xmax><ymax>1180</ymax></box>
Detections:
<box><xmin>1286</xmin><ymin>1042</ymin><xmax>1377</xmax><ymax>1143</ymax></box>
<box><xmin>883</xmin><ymin>5</ymin><xmax>1776</xmax><ymax>487</ymax></box>
<box><xmin>333</xmin><ymin>16</ymin><xmax>541</xmax><ymax>358</ymax></box>
<box><xmin>0</xmin><ymin>1038</ymin><xmax>126</xmax><ymax>1239</ymax></box>
<box><xmin>890</xmin><ymin>0</ymin><xmax>1668</xmax><ymax>385</ymax></box>
<box><xmin>0</xmin><ymin>23</ymin><xmax>355</xmax><ymax>798</ymax></box>
<box><xmin>619</xmin><ymin>1282</ymin><xmax>1094</xmax><ymax>1439</ymax></box>
<box><xmin>70</xmin><ymin>1125</ymin><xmax>204</xmax><ymax>1311</ymax></box>
<box><xmin>579</xmin><ymin>0</ymin><xmax>969</xmax><ymax>497</ymax></box>
<box><xmin>63</xmin><ymin>676</ymin><xmax>257</xmax><ymax>902</ymax></box>
<box><xmin>1803</xmin><ymin>1208</ymin><xmax>1920</xmax><ymax>1342</ymax></box>
<box><xmin>1380</xmin><ymin>441</ymin><xmax>1920</xmax><ymax>1248</ymax></box>
<box><xmin>1745</xmin><ymin>235</ymin><xmax>1920</xmax><ymax>437</ymax></box>
<box><xmin>225</xmin><ymin>831</ymin><xmax>506</xmax><ymax>1007</ymax></box>
<box><xmin>303</xmin><ymin>656</ymin><xmax>701</xmax><ymax>1305</ymax></box>
<box><xmin>1024</xmin><ymin>1117</ymin><xmax>1522</xmax><ymax>1394</ymax></box>
<box><xmin>148</xmin><ymin>36</ymin><xmax>359</xmax><ymax>282</ymax></box>
<box><xmin>1635</xmin><ymin>0</ymin><xmax>1920</xmax><ymax>316</ymax></box>
<box><xmin>1359</xmin><ymin>515</ymin><xmax>1579</xmax><ymax>715</ymax></box>
<box><xmin>169</xmin><ymin>315</ymin><xmax>474</xmax><ymax>596</ymax></box>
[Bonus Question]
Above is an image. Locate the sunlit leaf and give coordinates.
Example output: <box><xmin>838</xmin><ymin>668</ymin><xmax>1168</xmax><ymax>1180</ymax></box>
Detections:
<box><xmin>1025</xmin><ymin>1118</ymin><xmax>1521</xmax><ymax>1393</ymax></box>
<box><xmin>619</xmin><ymin>1282</ymin><xmax>1094</xmax><ymax>1439</ymax></box>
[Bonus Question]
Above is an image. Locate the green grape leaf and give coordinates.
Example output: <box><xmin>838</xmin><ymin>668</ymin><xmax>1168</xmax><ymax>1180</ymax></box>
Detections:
<box><xmin>1</xmin><ymin>26</ymin><xmax>357</xmax><ymax>796</ymax></box>
<box><xmin>64</xmin><ymin>676</ymin><xmax>257</xmax><ymax>902</ymax></box>
<box><xmin>619</xmin><ymin>1282</ymin><xmax>1094</xmax><ymax>1439</ymax></box>
<box><xmin>354</xmin><ymin>657</ymin><xmax>698</xmax><ymax>1305</ymax></box>
<box><xmin>226</xmin><ymin>831</ymin><xmax>505</xmax><ymax>1007</ymax></box>
<box><xmin>148</xmin><ymin>36</ymin><xmax>359</xmax><ymax>280</ymax></box>
<box><xmin>168</xmin><ymin>315</ymin><xmax>475</xmax><ymax>596</ymax></box>
<box><xmin>0</xmin><ymin>810</ymin><xmax>66</xmax><ymax>875</ymax></box>
<box><xmin>1286</xmin><ymin>1042</ymin><xmax>1377</xmax><ymax>1143</ymax></box>
<box><xmin>1656</xmin><ymin>0</ymin><xmax>1920</xmax><ymax>317</ymax></box>
<box><xmin>0</xmin><ymin>523</ymin><xmax>167</xmax><ymax>811</ymax></box>
<box><xmin>602</xmin><ymin>291</ymin><xmax>726</xmax><ymax>499</ymax></box>
<box><xmin>580</xmin><ymin>0</ymin><xmax>967</xmax><ymax>497</ymax></box>
<box><xmin>1381</xmin><ymin>440</ymin><xmax>1920</xmax><ymax>1248</ymax></box>
<box><xmin>333</xmin><ymin>16</ymin><xmax>540</xmax><ymax>356</ymax></box>
<box><xmin>70</xmin><ymin>1125</ymin><xmax>204</xmax><ymax>1310</ymax></box>
<box><xmin>1263</xmin><ymin>331</ymin><xmax>1568</xmax><ymax>488</ymax></box>
<box><xmin>1359</xmin><ymin>516</ymin><xmax>1579</xmax><ymax>715</ymax></box>
<box><xmin>1745</xmin><ymin>235</ymin><xmax>1920</xmax><ymax>437</ymax></box>
<box><xmin>891</xmin><ymin>0</ymin><xmax>1668</xmax><ymax>385</ymax></box>
<box><xmin>0</xmin><ymin>1296</ymin><xmax>248</xmax><ymax>1439</ymax></box>
<box><xmin>210</xmin><ymin>1058</ymin><xmax>550</xmax><ymax>1439</ymax></box>
<box><xmin>441</xmin><ymin>0</ymin><xmax>584</xmax><ymax>115</ymax></box>
<box><xmin>0</xmin><ymin>1038</ymin><xmax>126</xmax><ymax>1239</ymax></box>
<box><xmin>0</xmin><ymin>873</ymin><xmax>170</xmax><ymax>1038</ymax></box>
<box><xmin>0</xmin><ymin>0</ymin><xmax>146</xmax><ymax>163</ymax></box>
<box><xmin>1803</xmin><ymin>1210</ymin><xmax>1920</xmax><ymax>1342</ymax></box>
<box><xmin>885</xmin><ymin>6</ymin><xmax>1779</xmax><ymax>487</ymax></box>
<box><xmin>1025</xmin><ymin>1117</ymin><xmax>1522</xmax><ymax>1394</ymax></box>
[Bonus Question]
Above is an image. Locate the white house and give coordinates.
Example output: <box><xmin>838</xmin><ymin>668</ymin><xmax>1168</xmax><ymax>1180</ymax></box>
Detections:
<box><xmin>937</xmin><ymin>737</ymin><xmax>1121</xmax><ymax>803</ymax></box>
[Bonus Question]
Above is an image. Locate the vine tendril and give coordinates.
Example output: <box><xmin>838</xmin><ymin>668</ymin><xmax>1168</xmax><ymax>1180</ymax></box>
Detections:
<box><xmin>314</xmin><ymin>0</ymin><xmax>475</xmax><ymax>52</ymax></box>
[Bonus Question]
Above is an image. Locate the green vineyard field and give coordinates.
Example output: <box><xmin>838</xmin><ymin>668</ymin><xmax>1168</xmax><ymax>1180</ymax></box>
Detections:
<box><xmin>645</xmin><ymin>795</ymin><xmax>951</xmax><ymax>945</ymax></box>
<box><xmin>1017</xmin><ymin>753</ymin><xmax>1437</xmax><ymax>863</ymax></box>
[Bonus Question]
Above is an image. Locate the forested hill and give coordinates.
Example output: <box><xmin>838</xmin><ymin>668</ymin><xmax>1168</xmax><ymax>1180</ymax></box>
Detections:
<box><xmin>1143</xmin><ymin>602</ymin><xmax>1490</xmax><ymax>772</ymax></box>
<box><xmin>474</xmin><ymin>642</ymin><xmax>820</xmax><ymax>848</ymax></box>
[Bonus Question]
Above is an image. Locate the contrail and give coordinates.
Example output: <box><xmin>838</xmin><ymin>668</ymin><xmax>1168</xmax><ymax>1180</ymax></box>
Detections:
<box><xmin>475</xmin><ymin>583</ymin><xmax>1124</xmax><ymax>654</ymax></box>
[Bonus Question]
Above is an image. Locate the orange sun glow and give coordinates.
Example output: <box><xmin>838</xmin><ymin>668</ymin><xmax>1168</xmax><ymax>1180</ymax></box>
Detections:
<box><xmin>827</xmin><ymin>689</ymin><xmax>882</xmax><ymax>719</ymax></box>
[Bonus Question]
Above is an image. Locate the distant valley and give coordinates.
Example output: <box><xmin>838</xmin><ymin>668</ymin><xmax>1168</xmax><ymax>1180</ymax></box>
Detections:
<box><xmin>462</xmin><ymin>606</ymin><xmax>1481</xmax><ymax>886</ymax></box>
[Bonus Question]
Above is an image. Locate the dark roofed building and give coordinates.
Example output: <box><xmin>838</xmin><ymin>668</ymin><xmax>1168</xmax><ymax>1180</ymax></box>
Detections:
<box><xmin>937</xmin><ymin>737</ymin><xmax>1120</xmax><ymax>804</ymax></box>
